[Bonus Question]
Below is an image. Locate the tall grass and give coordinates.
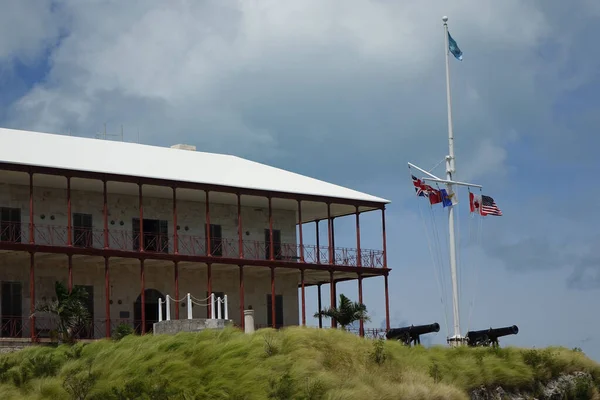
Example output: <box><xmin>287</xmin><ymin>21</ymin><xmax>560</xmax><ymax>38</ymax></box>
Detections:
<box><xmin>0</xmin><ymin>326</ymin><xmax>598</xmax><ymax>399</ymax></box>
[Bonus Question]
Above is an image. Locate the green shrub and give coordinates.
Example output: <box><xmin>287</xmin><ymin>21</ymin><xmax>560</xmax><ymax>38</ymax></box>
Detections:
<box><xmin>112</xmin><ymin>323</ymin><xmax>134</xmax><ymax>341</ymax></box>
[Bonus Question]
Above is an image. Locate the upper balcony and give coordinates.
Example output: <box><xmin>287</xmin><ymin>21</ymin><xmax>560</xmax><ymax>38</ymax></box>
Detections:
<box><xmin>0</xmin><ymin>222</ymin><xmax>385</xmax><ymax>268</ymax></box>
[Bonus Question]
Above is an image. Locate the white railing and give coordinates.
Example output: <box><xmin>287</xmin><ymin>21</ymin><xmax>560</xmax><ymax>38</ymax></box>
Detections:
<box><xmin>157</xmin><ymin>293</ymin><xmax>228</xmax><ymax>322</ymax></box>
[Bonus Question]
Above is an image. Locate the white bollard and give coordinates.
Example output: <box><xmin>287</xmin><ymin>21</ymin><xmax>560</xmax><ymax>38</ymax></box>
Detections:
<box><xmin>210</xmin><ymin>293</ymin><xmax>215</xmax><ymax>319</ymax></box>
<box><xmin>217</xmin><ymin>297</ymin><xmax>222</xmax><ymax>319</ymax></box>
<box><xmin>187</xmin><ymin>293</ymin><xmax>192</xmax><ymax>319</ymax></box>
<box><xmin>224</xmin><ymin>295</ymin><xmax>228</xmax><ymax>320</ymax></box>
<box><xmin>158</xmin><ymin>298</ymin><xmax>163</xmax><ymax>322</ymax></box>
<box><xmin>244</xmin><ymin>309</ymin><xmax>255</xmax><ymax>334</ymax></box>
<box><xmin>166</xmin><ymin>295</ymin><xmax>171</xmax><ymax>321</ymax></box>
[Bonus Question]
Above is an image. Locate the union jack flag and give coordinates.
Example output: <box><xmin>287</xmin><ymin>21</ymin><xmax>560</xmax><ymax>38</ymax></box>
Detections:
<box><xmin>412</xmin><ymin>175</ymin><xmax>441</xmax><ymax>204</ymax></box>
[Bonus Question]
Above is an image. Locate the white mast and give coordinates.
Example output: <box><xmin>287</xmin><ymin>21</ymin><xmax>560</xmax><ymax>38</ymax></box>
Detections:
<box><xmin>407</xmin><ymin>16</ymin><xmax>479</xmax><ymax>347</ymax></box>
<box><xmin>442</xmin><ymin>15</ymin><xmax>464</xmax><ymax>347</ymax></box>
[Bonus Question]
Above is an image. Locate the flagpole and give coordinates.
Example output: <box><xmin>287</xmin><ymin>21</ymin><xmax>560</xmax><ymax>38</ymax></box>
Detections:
<box><xmin>442</xmin><ymin>15</ymin><xmax>464</xmax><ymax>346</ymax></box>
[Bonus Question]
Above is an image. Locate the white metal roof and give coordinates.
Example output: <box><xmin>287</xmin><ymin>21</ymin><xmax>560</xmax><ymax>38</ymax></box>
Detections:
<box><xmin>0</xmin><ymin>127</ymin><xmax>389</xmax><ymax>204</ymax></box>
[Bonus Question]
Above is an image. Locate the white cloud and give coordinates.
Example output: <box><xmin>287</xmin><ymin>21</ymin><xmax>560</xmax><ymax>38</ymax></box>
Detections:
<box><xmin>0</xmin><ymin>0</ymin><xmax>61</xmax><ymax>65</ymax></box>
<box><xmin>4</xmin><ymin>1</ymin><xmax>558</xmax><ymax>179</ymax></box>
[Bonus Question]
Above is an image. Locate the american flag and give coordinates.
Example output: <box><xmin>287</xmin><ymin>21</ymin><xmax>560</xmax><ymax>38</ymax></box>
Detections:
<box><xmin>480</xmin><ymin>195</ymin><xmax>502</xmax><ymax>216</ymax></box>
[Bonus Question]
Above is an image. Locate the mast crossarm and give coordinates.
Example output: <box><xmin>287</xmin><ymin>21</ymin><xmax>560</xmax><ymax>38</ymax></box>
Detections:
<box><xmin>407</xmin><ymin>162</ymin><xmax>443</xmax><ymax>180</ymax></box>
<box><xmin>420</xmin><ymin>177</ymin><xmax>482</xmax><ymax>189</ymax></box>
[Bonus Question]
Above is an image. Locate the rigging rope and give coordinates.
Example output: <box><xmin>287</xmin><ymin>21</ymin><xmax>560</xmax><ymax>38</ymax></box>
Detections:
<box><xmin>428</xmin><ymin>186</ymin><xmax>451</xmax><ymax>337</ymax></box>
<box><xmin>409</xmin><ymin>166</ymin><xmax>450</xmax><ymax>337</ymax></box>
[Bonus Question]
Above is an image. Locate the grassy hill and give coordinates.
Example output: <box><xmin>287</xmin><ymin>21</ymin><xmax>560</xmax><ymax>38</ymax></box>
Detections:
<box><xmin>0</xmin><ymin>327</ymin><xmax>598</xmax><ymax>399</ymax></box>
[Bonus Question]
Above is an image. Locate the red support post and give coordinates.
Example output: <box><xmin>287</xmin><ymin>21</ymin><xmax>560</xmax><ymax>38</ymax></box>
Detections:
<box><xmin>29</xmin><ymin>172</ymin><xmax>34</xmax><ymax>244</ymax></box>
<box><xmin>358</xmin><ymin>274</ymin><xmax>364</xmax><ymax>337</ymax></box>
<box><xmin>237</xmin><ymin>193</ymin><xmax>243</xmax><ymax>258</ymax></box>
<box><xmin>268</xmin><ymin>197</ymin><xmax>274</xmax><ymax>260</ymax></box>
<box><xmin>329</xmin><ymin>270</ymin><xmax>335</xmax><ymax>328</ymax></box>
<box><xmin>382</xmin><ymin>207</ymin><xmax>388</xmax><ymax>268</ymax></box>
<box><xmin>315</xmin><ymin>220</ymin><xmax>320</xmax><ymax>264</ymax></box>
<box><xmin>239</xmin><ymin>265</ymin><xmax>244</xmax><ymax>329</ymax></box>
<box><xmin>29</xmin><ymin>252</ymin><xmax>35</xmax><ymax>340</ymax></box>
<box><xmin>297</xmin><ymin>200</ymin><xmax>304</xmax><ymax>262</ymax></box>
<box><xmin>300</xmin><ymin>269</ymin><xmax>306</xmax><ymax>326</ymax></box>
<box><xmin>327</xmin><ymin>203</ymin><xmax>333</xmax><ymax>264</ymax></box>
<box><xmin>103</xmin><ymin>180</ymin><xmax>108</xmax><ymax>248</ymax></box>
<box><xmin>207</xmin><ymin>263</ymin><xmax>212</xmax><ymax>317</ymax></box>
<box><xmin>68</xmin><ymin>255</ymin><xmax>73</xmax><ymax>293</ymax></box>
<box><xmin>173</xmin><ymin>187</ymin><xmax>178</xmax><ymax>254</ymax></box>
<box><xmin>317</xmin><ymin>284</ymin><xmax>322</xmax><ymax>328</ymax></box>
<box><xmin>331</xmin><ymin>217</ymin><xmax>335</xmax><ymax>264</ymax></box>
<box><xmin>205</xmin><ymin>191</ymin><xmax>211</xmax><ymax>256</ymax></box>
<box><xmin>270</xmin><ymin>267</ymin><xmax>276</xmax><ymax>328</ymax></box>
<box><xmin>355</xmin><ymin>207</ymin><xmax>362</xmax><ymax>267</ymax></box>
<box><xmin>139</xmin><ymin>184</ymin><xmax>144</xmax><ymax>252</ymax></box>
<box><xmin>67</xmin><ymin>176</ymin><xmax>72</xmax><ymax>246</ymax></box>
<box><xmin>105</xmin><ymin>257</ymin><xmax>110</xmax><ymax>338</ymax></box>
<box><xmin>384</xmin><ymin>273</ymin><xmax>390</xmax><ymax>331</ymax></box>
<box><xmin>174</xmin><ymin>261</ymin><xmax>179</xmax><ymax>320</ymax></box>
<box><xmin>140</xmin><ymin>259</ymin><xmax>145</xmax><ymax>334</ymax></box>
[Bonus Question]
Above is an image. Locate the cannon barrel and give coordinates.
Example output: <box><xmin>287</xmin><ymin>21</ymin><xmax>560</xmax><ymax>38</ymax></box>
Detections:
<box><xmin>466</xmin><ymin>325</ymin><xmax>519</xmax><ymax>347</ymax></box>
<box><xmin>386</xmin><ymin>323</ymin><xmax>440</xmax><ymax>344</ymax></box>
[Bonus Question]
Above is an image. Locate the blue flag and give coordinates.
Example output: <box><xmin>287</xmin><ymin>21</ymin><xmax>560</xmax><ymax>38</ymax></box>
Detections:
<box><xmin>448</xmin><ymin>31</ymin><xmax>463</xmax><ymax>61</ymax></box>
<box><xmin>440</xmin><ymin>189</ymin><xmax>453</xmax><ymax>207</ymax></box>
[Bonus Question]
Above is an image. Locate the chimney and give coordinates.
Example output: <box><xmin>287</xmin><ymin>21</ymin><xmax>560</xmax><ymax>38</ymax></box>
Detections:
<box><xmin>170</xmin><ymin>144</ymin><xmax>196</xmax><ymax>151</ymax></box>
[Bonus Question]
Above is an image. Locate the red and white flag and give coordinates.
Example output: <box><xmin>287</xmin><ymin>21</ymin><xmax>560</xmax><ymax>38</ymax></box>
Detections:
<box><xmin>469</xmin><ymin>192</ymin><xmax>502</xmax><ymax>216</ymax></box>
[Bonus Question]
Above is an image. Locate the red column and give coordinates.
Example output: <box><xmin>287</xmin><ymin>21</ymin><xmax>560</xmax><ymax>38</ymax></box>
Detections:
<box><xmin>105</xmin><ymin>257</ymin><xmax>110</xmax><ymax>338</ymax></box>
<box><xmin>382</xmin><ymin>207</ymin><xmax>388</xmax><ymax>268</ymax></box>
<box><xmin>68</xmin><ymin>255</ymin><xmax>73</xmax><ymax>293</ymax></box>
<box><xmin>317</xmin><ymin>284</ymin><xmax>322</xmax><ymax>328</ymax></box>
<box><xmin>270</xmin><ymin>267</ymin><xmax>276</xmax><ymax>328</ymax></box>
<box><xmin>206</xmin><ymin>263</ymin><xmax>212</xmax><ymax>318</ymax></box>
<box><xmin>300</xmin><ymin>269</ymin><xmax>306</xmax><ymax>326</ymax></box>
<box><xmin>297</xmin><ymin>200</ymin><xmax>304</xmax><ymax>262</ymax></box>
<box><xmin>29</xmin><ymin>172</ymin><xmax>34</xmax><ymax>244</ymax></box>
<box><xmin>205</xmin><ymin>191</ymin><xmax>212</xmax><ymax>256</ymax></box>
<box><xmin>239</xmin><ymin>265</ymin><xmax>244</xmax><ymax>329</ymax></box>
<box><xmin>140</xmin><ymin>259</ymin><xmax>146</xmax><ymax>334</ymax></box>
<box><xmin>384</xmin><ymin>273</ymin><xmax>390</xmax><ymax>331</ymax></box>
<box><xmin>67</xmin><ymin>176</ymin><xmax>72</xmax><ymax>246</ymax></box>
<box><xmin>268</xmin><ymin>197</ymin><xmax>274</xmax><ymax>260</ymax></box>
<box><xmin>327</xmin><ymin>204</ymin><xmax>333</xmax><ymax>264</ymax></box>
<box><xmin>315</xmin><ymin>221</ymin><xmax>320</xmax><ymax>264</ymax></box>
<box><xmin>67</xmin><ymin>177</ymin><xmax>73</xmax><ymax>293</ymax></box>
<box><xmin>358</xmin><ymin>274</ymin><xmax>364</xmax><ymax>337</ymax></box>
<box><xmin>237</xmin><ymin>193</ymin><xmax>243</xmax><ymax>258</ymax></box>
<box><xmin>174</xmin><ymin>262</ymin><xmax>179</xmax><ymax>320</ymax></box>
<box><xmin>329</xmin><ymin>270</ymin><xmax>335</xmax><ymax>328</ymax></box>
<box><xmin>173</xmin><ymin>187</ymin><xmax>178</xmax><ymax>254</ymax></box>
<box><xmin>103</xmin><ymin>180</ymin><xmax>108</xmax><ymax>248</ymax></box>
<box><xmin>138</xmin><ymin>184</ymin><xmax>144</xmax><ymax>252</ymax></box>
<box><xmin>355</xmin><ymin>207</ymin><xmax>362</xmax><ymax>267</ymax></box>
<box><xmin>29</xmin><ymin>252</ymin><xmax>35</xmax><ymax>340</ymax></box>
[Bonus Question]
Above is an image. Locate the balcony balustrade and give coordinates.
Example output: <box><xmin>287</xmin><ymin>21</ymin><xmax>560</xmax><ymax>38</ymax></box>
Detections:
<box><xmin>0</xmin><ymin>222</ymin><xmax>385</xmax><ymax>268</ymax></box>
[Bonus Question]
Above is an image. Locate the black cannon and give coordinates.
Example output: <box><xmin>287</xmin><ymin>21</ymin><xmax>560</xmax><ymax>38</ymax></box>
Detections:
<box><xmin>466</xmin><ymin>325</ymin><xmax>519</xmax><ymax>347</ymax></box>
<box><xmin>386</xmin><ymin>323</ymin><xmax>440</xmax><ymax>346</ymax></box>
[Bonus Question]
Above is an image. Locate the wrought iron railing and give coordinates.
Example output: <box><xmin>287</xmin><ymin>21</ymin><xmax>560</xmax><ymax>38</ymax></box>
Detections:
<box><xmin>0</xmin><ymin>222</ymin><xmax>385</xmax><ymax>268</ymax></box>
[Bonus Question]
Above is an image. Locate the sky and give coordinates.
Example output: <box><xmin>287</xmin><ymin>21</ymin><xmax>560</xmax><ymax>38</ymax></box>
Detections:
<box><xmin>1</xmin><ymin>1</ymin><xmax>599</xmax><ymax>360</ymax></box>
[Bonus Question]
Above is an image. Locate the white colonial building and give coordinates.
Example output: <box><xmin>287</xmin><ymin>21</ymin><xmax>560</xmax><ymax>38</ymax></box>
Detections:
<box><xmin>0</xmin><ymin>127</ymin><xmax>390</xmax><ymax>341</ymax></box>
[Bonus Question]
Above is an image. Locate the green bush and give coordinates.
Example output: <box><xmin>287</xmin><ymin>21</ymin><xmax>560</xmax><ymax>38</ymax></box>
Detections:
<box><xmin>0</xmin><ymin>327</ymin><xmax>597</xmax><ymax>399</ymax></box>
<box><xmin>112</xmin><ymin>323</ymin><xmax>134</xmax><ymax>341</ymax></box>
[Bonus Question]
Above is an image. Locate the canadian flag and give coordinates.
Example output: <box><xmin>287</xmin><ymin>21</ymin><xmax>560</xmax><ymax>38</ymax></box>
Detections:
<box><xmin>469</xmin><ymin>192</ymin><xmax>481</xmax><ymax>214</ymax></box>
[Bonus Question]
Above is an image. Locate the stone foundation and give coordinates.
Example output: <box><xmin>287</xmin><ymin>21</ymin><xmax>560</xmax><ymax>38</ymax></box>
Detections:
<box><xmin>152</xmin><ymin>318</ymin><xmax>233</xmax><ymax>335</ymax></box>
